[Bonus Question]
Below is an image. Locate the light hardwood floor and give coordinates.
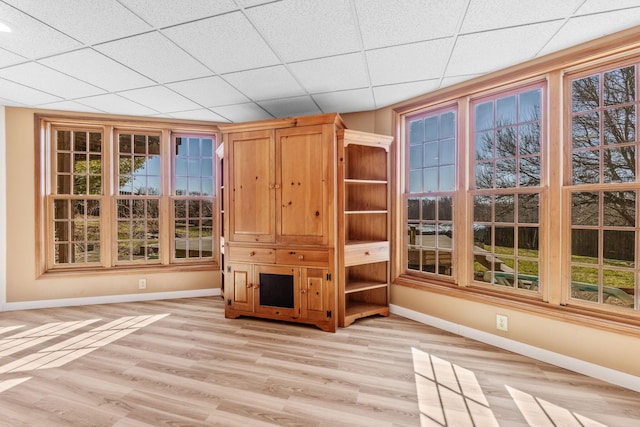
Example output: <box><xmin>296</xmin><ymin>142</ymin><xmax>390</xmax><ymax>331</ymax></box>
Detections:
<box><xmin>0</xmin><ymin>296</ymin><xmax>638</xmax><ymax>426</ymax></box>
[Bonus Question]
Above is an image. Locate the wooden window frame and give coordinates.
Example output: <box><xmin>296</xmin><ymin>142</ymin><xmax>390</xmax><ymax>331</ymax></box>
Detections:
<box><xmin>36</xmin><ymin>115</ymin><xmax>220</xmax><ymax>276</ymax></box>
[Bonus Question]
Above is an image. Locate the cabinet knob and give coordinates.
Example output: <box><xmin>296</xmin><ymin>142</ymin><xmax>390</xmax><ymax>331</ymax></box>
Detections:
<box><xmin>246</xmin><ymin>283</ymin><xmax>252</xmax><ymax>288</ymax></box>
<box><xmin>249</xmin><ymin>251</ymin><xmax>256</xmax><ymax>256</ymax></box>
<box><xmin>365</xmin><ymin>251</ymin><xmax>371</xmax><ymax>256</ymax></box>
<box><xmin>297</xmin><ymin>255</ymin><xmax>304</xmax><ymax>260</ymax></box>
<box><xmin>301</xmin><ymin>289</ymin><xmax>306</xmax><ymax>294</ymax></box>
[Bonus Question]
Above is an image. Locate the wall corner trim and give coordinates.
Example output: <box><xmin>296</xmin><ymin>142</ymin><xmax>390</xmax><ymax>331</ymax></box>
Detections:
<box><xmin>1</xmin><ymin>288</ymin><xmax>220</xmax><ymax>312</ymax></box>
<box><xmin>390</xmin><ymin>304</ymin><xmax>640</xmax><ymax>393</ymax></box>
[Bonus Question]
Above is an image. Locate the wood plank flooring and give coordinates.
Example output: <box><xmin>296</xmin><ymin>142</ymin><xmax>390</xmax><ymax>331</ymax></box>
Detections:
<box><xmin>0</xmin><ymin>296</ymin><xmax>638</xmax><ymax>426</ymax></box>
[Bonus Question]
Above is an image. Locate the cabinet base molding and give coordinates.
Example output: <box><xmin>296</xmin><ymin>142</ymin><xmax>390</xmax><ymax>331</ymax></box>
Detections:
<box><xmin>225</xmin><ymin>308</ymin><xmax>336</xmax><ymax>332</ymax></box>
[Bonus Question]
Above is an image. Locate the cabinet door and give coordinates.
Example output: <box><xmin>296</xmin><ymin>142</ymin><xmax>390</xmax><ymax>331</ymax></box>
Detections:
<box><xmin>254</xmin><ymin>264</ymin><xmax>298</xmax><ymax>318</ymax></box>
<box><xmin>228</xmin><ymin>130</ymin><xmax>275</xmax><ymax>243</ymax></box>
<box><xmin>300</xmin><ymin>268</ymin><xmax>331</xmax><ymax>321</ymax></box>
<box><xmin>276</xmin><ymin>125</ymin><xmax>330</xmax><ymax>245</ymax></box>
<box><xmin>225</xmin><ymin>262</ymin><xmax>255</xmax><ymax>312</ymax></box>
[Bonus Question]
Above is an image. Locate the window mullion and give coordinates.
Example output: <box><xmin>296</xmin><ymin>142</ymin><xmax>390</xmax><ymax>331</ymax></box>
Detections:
<box><xmin>160</xmin><ymin>129</ymin><xmax>171</xmax><ymax>265</ymax></box>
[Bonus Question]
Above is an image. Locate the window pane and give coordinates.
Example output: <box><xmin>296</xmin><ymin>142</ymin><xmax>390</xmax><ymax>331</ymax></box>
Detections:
<box><xmin>441</xmin><ymin>112</ymin><xmax>455</xmax><ymax>138</ymax></box>
<box><xmin>603</xmin><ymin>270</ymin><xmax>634</xmax><ymax>307</ymax></box>
<box><xmin>425</xmin><ymin>116</ymin><xmax>438</xmax><ymax>141</ymax></box>
<box><xmin>603</xmin><ymin>191</ymin><xmax>635</xmax><ymax>227</ymax></box>
<box><xmin>604</xmin><ymin>66</ymin><xmax>635</xmax><ymax>106</ymax></box>
<box><xmin>571</xmin><ymin>229</ymin><xmax>598</xmax><ymax>261</ymax></box>
<box><xmin>495</xmin><ymin>195</ymin><xmax>514</xmax><ymax>222</ymax></box>
<box><xmin>422</xmin><ymin>197</ymin><xmax>436</xmax><ymax>221</ymax></box>
<box><xmin>57</xmin><ymin>130</ymin><xmax>71</xmax><ymax>151</ymax></box>
<box><xmin>519</xmin><ymin>123</ymin><xmax>540</xmax><ymax>155</ymax></box>
<box><xmin>604</xmin><ymin>106</ymin><xmax>635</xmax><ymax>145</ymax></box>
<box><xmin>497</xmin><ymin>96</ymin><xmax>516</xmax><ymax>125</ymax></box>
<box><xmin>518</xmin><ymin>194</ymin><xmax>539</xmax><ymax>223</ymax></box>
<box><xmin>572</xmin><ymin>75</ymin><xmax>599</xmax><ymax>112</ymax></box>
<box><xmin>572</xmin><ymin>150</ymin><xmax>600</xmax><ymax>184</ymax></box>
<box><xmin>439</xmin><ymin>165</ymin><xmax>455</xmax><ymax>191</ymax></box>
<box><xmin>410</xmin><ymin>144</ymin><xmax>423</xmax><ymax>170</ymax></box>
<box><xmin>409</xmin><ymin>120</ymin><xmax>424</xmax><ymax>144</ymax></box>
<box><xmin>423</xmin><ymin>168</ymin><xmax>437</xmax><ymax>192</ymax></box>
<box><xmin>604</xmin><ymin>146</ymin><xmax>635</xmax><ymax>183</ymax></box>
<box><xmin>475</xmin><ymin>131</ymin><xmax>494</xmax><ymax>160</ymax></box>
<box><xmin>439</xmin><ymin>197</ymin><xmax>453</xmax><ymax>221</ymax></box>
<box><xmin>475</xmin><ymin>102</ymin><xmax>493</xmax><ymax>131</ymax></box>
<box><xmin>473</xmin><ymin>195</ymin><xmax>492</xmax><ymax>222</ymax></box>
<box><xmin>603</xmin><ymin>230</ymin><xmax>634</xmax><ymax>267</ymax></box>
<box><xmin>519</xmin><ymin>157</ymin><xmax>540</xmax><ymax>186</ymax></box>
<box><xmin>518</xmin><ymin>227</ymin><xmax>539</xmax><ymax>252</ymax></box>
<box><xmin>519</xmin><ymin>89</ymin><xmax>541</xmax><ymax>122</ymax></box>
<box><xmin>495</xmin><ymin>159</ymin><xmax>516</xmax><ymax>188</ymax></box>
<box><xmin>424</xmin><ymin>142</ymin><xmax>438</xmax><ymax>167</ymax></box>
<box><xmin>475</xmin><ymin>163</ymin><xmax>493</xmax><ymax>189</ymax></box>
<box><xmin>572</xmin><ymin>112</ymin><xmax>600</xmax><ymax>149</ymax></box>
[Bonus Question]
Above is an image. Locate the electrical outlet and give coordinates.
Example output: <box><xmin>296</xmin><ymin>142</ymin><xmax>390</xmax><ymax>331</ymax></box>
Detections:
<box><xmin>496</xmin><ymin>314</ymin><xmax>508</xmax><ymax>331</ymax></box>
<box><xmin>138</xmin><ymin>278</ymin><xmax>147</xmax><ymax>290</ymax></box>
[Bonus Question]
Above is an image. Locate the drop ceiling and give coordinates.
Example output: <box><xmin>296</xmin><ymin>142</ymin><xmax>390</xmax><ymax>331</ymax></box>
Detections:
<box><xmin>0</xmin><ymin>0</ymin><xmax>639</xmax><ymax>123</ymax></box>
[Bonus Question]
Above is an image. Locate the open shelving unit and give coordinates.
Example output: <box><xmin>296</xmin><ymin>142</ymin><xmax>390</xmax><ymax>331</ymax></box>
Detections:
<box><xmin>338</xmin><ymin>129</ymin><xmax>393</xmax><ymax>327</ymax></box>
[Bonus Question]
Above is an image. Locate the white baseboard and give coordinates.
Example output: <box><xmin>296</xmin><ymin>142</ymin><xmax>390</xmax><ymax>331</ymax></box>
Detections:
<box><xmin>390</xmin><ymin>304</ymin><xmax>640</xmax><ymax>393</ymax></box>
<box><xmin>2</xmin><ymin>288</ymin><xmax>221</xmax><ymax>312</ymax></box>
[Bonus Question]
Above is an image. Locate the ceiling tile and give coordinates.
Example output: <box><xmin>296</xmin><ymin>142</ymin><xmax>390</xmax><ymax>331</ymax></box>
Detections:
<box><xmin>366</xmin><ymin>38</ymin><xmax>452</xmax><ymax>86</ymax></box>
<box><xmin>119</xmin><ymin>0</ymin><xmax>237</xmax><ymax>28</ymax></box>
<box><xmin>223</xmin><ymin>66</ymin><xmax>306</xmax><ymax>102</ymax></box>
<box><xmin>75</xmin><ymin>94</ymin><xmax>159</xmax><ymax>116</ymax></box>
<box><xmin>0</xmin><ymin>96</ymin><xmax>27</xmax><ymax>107</ymax></box>
<box><xmin>461</xmin><ymin>0</ymin><xmax>579</xmax><ymax>34</ymax></box>
<box><xmin>0</xmin><ymin>47</ymin><xmax>25</xmax><ymax>68</ymax></box>
<box><xmin>2</xmin><ymin>0</ymin><xmax>151</xmax><ymax>45</ymax></box>
<box><xmin>539</xmin><ymin>8</ymin><xmax>640</xmax><ymax>56</ymax></box>
<box><xmin>355</xmin><ymin>0</ymin><xmax>466</xmax><ymax>49</ymax></box>
<box><xmin>37</xmin><ymin>100</ymin><xmax>104</xmax><ymax>114</ymax></box>
<box><xmin>0</xmin><ymin>3</ymin><xmax>81</xmax><ymax>58</ymax></box>
<box><xmin>576</xmin><ymin>0</ymin><xmax>640</xmax><ymax>15</ymax></box>
<box><xmin>288</xmin><ymin>53</ymin><xmax>369</xmax><ymax>94</ymax></box>
<box><xmin>313</xmin><ymin>88</ymin><xmax>375</xmax><ymax>114</ymax></box>
<box><xmin>168</xmin><ymin>109</ymin><xmax>231</xmax><ymax>122</ymax></box>
<box><xmin>210</xmin><ymin>103</ymin><xmax>273</xmax><ymax>122</ymax></box>
<box><xmin>118</xmin><ymin>86</ymin><xmax>201</xmax><ymax>113</ymax></box>
<box><xmin>166</xmin><ymin>76</ymin><xmax>249</xmax><ymax>107</ymax></box>
<box><xmin>446</xmin><ymin>21</ymin><xmax>562</xmax><ymax>77</ymax></box>
<box><xmin>0</xmin><ymin>63</ymin><xmax>105</xmax><ymax>99</ymax></box>
<box><xmin>39</xmin><ymin>49</ymin><xmax>155</xmax><ymax>92</ymax></box>
<box><xmin>95</xmin><ymin>32</ymin><xmax>213</xmax><ymax>83</ymax></box>
<box><xmin>0</xmin><ymin>78</ymin><xmax>62</xmax><ymax>105</ymax></box>
<box><xmin>373</xmin><ymin>80</ymin><xmax>441</xmax><ymax>108</ymax></box>
<box><xmin>162</xmin><ymin>12</ymin><xmax>280</xmax><ymax>74</ymax></box>
<box><xmin>258</xmin><ymin>96</ymin><xmax>322</xmax><ymax>118</ymax></box>
<box><xmin>246</xmin><ymin>0</ymin><xmax>362</xmax><ymax>62</ymax></box>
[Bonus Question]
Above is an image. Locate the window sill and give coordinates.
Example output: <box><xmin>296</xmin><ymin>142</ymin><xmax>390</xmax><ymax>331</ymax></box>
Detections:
<box><xmin>394</xmin><ymin>274</ymin><xmax>640</xmax><ymax>337</ymax></box>
<box><xmin>39</xmin><ymin>262</ymin><xmax>219</xmax><ymax>279</ymax></box>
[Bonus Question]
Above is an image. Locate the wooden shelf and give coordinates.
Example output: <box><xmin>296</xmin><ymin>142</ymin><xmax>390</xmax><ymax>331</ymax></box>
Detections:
<box><xmin>345</xmin><ymin>280</ymin><xmax>388</xmax><ymax>294</ymax></box>
<box><xmin>345</xmin><ymin>210</ymin><xmax>388</xmax><ymax>215</ymax></box>
<box><xmin>344</xmin><ymin>179</ymin><xmax>388</xmax><ymax>185</ymax></box>
<box><xmin>344</xmin><ymin>303</ymin><xmax>390</xmax><ymax>322</ymax></box>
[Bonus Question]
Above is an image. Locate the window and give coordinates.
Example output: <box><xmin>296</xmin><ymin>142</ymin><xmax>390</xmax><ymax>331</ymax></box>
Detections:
<box><xmin>406</xmin><ymin>107</ymin><xmax>456</xmax><ymax>278</ymax></box>
<box><xmin>41</xmin><ymin>118</ymin><xmax>218</xmax><ymax>273</ymax></box>
<box><xmin>470</xmin><ymin>85</ymin><xmax>544</xmax><ymax>293</ymax></box>
<box><xmin>567</xmin><ymin>64</ymin><xmax>638</xmax><ymax>310</ymax></box>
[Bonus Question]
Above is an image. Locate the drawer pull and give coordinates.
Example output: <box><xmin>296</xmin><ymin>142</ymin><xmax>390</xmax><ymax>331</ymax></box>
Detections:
<box><xmin>249</xmin><ymin>251</ymin><xmax>256</xmax><ymax>256</ymax></box>
<box><xmin>298</xmin><ymin>255</ymin><xmax>304</xmax><ymax>260</ymax></box>
<box><xmin>365</xmin><ymin>251</ymin><xmax>371</xmax><ymax>255</ymax></box>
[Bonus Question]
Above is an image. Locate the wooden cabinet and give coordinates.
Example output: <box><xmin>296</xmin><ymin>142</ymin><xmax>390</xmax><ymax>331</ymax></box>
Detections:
<box><xmin>337</xmin><ymin>129</ymin><xmax>393</xmax><ymax>327</ymax></box>
<box><xmin>222</xmin><ymin>114</ymin><xmax>340</xmax><ymax>332</ymax></box>
<box><xmin>222</xmin><ymin>114</ymin><xmax>391</xmax><ymax>331</ymax></box>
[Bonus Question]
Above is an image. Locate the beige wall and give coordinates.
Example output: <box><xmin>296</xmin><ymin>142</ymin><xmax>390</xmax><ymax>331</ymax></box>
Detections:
<box><xmin>4</xmin><ymin>107</ymin><xmax>220</xmax><ymax>304</ymax></box>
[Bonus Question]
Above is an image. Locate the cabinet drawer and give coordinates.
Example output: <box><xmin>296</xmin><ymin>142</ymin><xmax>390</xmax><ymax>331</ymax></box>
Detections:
<box><xmin>227</xmin><ymin>246</ymin><xmax>276</xmax><ymax>263</ymax></box>
<box><xmin>344</xmin><ymin>241</ymin><xmax>389</xmax><ymax>266</ymax></box>
<box><xmin>276</xmin><ymin>249</ymin><xmax>328</xmax><ymax>267</ymax></box>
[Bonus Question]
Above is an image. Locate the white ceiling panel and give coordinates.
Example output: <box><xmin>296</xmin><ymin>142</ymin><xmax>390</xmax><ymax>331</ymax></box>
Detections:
<box><xmin>118</xmin><ymin>86</ymin><xmax>201</xmax><ymax>114</ymax></box>
<box><xmin>119</xmin><ymin>0</ymin><xmax>237</xmax><ymax>28</ymax></box>
<box><xmin>447</xmin><ymin>21</ymin><xmax>563</xmax><ymax>77</ymax></box>
<box><xmin>288</xmin><ymin>53</ymin><xmax>370</xmax><ymax>94</ymax></box>
<box><xmin>76</xmin><ymin>94</ymin><xmax>159</xmax><ymax>116</ymax></box>
<box><xmin>211</xmin><ymin>103</ymin><xmax>273</xmax><ymax>122</ymax></box>
<box><xmin>162</xmin><ymin>12</ymin><xmax>280</xmax><ymax>74</ymax></box>
<box><xmin>576</xmin><ymin>0</ymin><xmax>640</xmax><ymax>15</ymax></box>
<box><xmin>223</xmin><ymin>66</ymin><xmax>306</xmax><ymax>102</ymax></box>
<box><xmin>37</xmin><ymin>100</ymin><xmax>103</xmax><ymax>114</ymax></box>
<box><xmin>0</xmin><ymin>3</ymin><xmax>81</xmax><ymax>58</ymax></box>
<box><xmin>169</xmin><ymin>109</ymin><xmax>230</xmax><ymax>122</ymax></box>
<box><xmin>461</xmin><ymin>0</ymin><xmax>580</xmax><ymax>34</ymax></box>
<box><xmin>0</xmin><ymin>78</ymin><xmax>62</xmax><ymax>105</ymax></box>
<box><xmin>0</xmin><ymin>63</ymin><xmax>105</xmax><ymax>99</ymax></box>
<box><xmin>367</xmin><ymin>38</ymin><xmax>453</xmax><ymax>86</ymax></box>
<box><xmin>2</xmin><ymin>0</ymin><xmax>151</xmax><ymax>45</ymax></box>
<box><xmin>259</xmin><ymin>96</ymin><xmax>322</xmax><ymax>118</ymax></box>
<box><xmin>313</xmin><ymin>88</ymin><xmax>376</xmax><ymax>114</ymax></box>
<box><xmin>373</xmin><ymin>80</ymin><xmax>441</xmax><ymax>108</ymax></box>
<box><xmin>246</xmin><ymin>0</ymin><xmax>362</xmax><ymax>62</ymax></box>
<box><xmin>0</xmin><ymin>47</ymin><xmax>25</xmax><ymax>68</ymax></box>
<box><xmin>167</xmin><ymin>76</ymin><xmax>249</xmax><ymax>107</ymax></box>
<box><xmin>39</xmin><ymin>49</ymin><xmax>155</xmax><ymax>92</ymax></box>
<box><xmin>539</xmin><ymin>9</ymin><xmax>640</xmax><ymax>56</ymax></box>
<box><xmin>0</xmin><ymin>1</ymin><xmax>637</xmax><ymax>121</ymax></box>
<box><xmin>95</xmin><ymin>32</ymin><xmax>212</xmax><ymax>83</ymax></box>
<box><xmin>355</xmin><ymin>0</ymin><xmax>466</xmax><ymax>49</ymax></box>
